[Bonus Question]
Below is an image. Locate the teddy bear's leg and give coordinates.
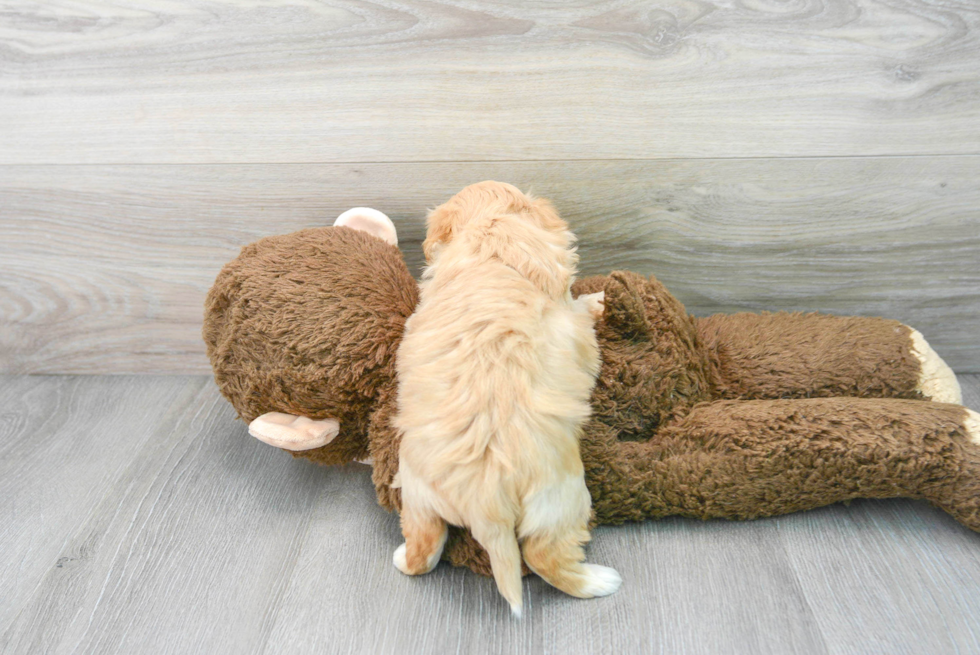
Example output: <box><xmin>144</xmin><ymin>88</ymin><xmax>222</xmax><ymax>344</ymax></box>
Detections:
<box><xmin>928</xmin><ymin>408</ymin><xmax>980</xmax><ymax>530</ymax></box>
<box><xmin>583</xmin><ymin>398</ymin><xmax>980</xmax><ymax>532</ymax></box>
<box><xmin>695</xmin><ymin>313</ymin><xmax>960</xmax><ymax>403</ymax></box>
<box><xmin>437</xmin><ymin>406</ymin><xmax>980</xmax><ymax>575</ymax></box>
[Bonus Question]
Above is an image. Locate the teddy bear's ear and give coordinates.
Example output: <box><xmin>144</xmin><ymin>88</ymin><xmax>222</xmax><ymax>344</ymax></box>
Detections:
<box><xmin>248</xmin><ymin>412</ymin><xmax>340</xmax><ymax>451</ymax></box>
<box><xmin>602</xmin><ymin>272</ymin><xmax>651</xmax><ymax>338</ymax></box>
<box><xmin>334</xmin><ymin>207</ymin><xmax>398</xmax><ymax>246</ymax></box>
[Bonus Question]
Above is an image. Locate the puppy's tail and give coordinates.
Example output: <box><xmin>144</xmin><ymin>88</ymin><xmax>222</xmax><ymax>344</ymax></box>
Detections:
<box><xmin>476</xmin><ymin>522</ymin><xmax>524</xmax><ymax>618</ymax></box>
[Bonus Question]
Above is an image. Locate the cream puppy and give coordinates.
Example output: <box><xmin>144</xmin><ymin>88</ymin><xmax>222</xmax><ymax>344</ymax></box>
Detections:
<box><xmin>393</xmin><ymin>181</ymin><xmax>621</xmax><ymax>616</ymax></box>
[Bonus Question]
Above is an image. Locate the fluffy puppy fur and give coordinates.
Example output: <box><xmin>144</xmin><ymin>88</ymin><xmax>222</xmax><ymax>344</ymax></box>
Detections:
<box><xmin>393</xmin><ymin>181</ymin><xmax>621</xmax><ymax>616</ymax></box>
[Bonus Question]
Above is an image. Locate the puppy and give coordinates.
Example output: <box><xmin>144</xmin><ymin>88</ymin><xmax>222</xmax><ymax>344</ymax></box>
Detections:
<box><xmin>393</xmin><ymin>181</ymin><xmax>620</xmax><ymax>616</ymax></box>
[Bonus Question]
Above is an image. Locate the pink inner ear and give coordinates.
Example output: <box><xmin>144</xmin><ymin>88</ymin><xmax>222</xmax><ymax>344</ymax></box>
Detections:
<box><xmin>334</xmin><ymin>207</ymin><xmax>398</xmax><ymax>246</ymax></box>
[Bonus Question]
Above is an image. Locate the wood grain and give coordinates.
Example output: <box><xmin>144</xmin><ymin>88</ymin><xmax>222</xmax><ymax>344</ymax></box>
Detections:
<box><xmin>0</xmin><ymin>377</ymin><xmax>324</xmax><ymax>654</ymax></box>
<box><xmin>781</xmin><ymin>501</ymin><xmax>980</xmax><ymax>654</ymax></box>
<box><xmin>3</xmin><ymin>375</ymin><xmax>979</xmax><ymax>654</ymax></box>
<box><xmin>2</xmin><ymin>157</ymin><xmax>978</xmax><ymax>374</ymax></box>
<box><xmin>0</xmin><ymin>376</ymin><xmax>204</xmax><ymax>630</ymax></box>
<box><xmin>1</xmin><ymin>0</ymin><xmax>979</xmax><ymax>163</ymax></box>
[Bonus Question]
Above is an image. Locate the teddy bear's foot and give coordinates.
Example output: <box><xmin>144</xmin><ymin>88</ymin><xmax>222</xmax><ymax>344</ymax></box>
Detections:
<box><xmin>965</xmin><ymin>409</ymin><xmax>980</xmax><ymax>445</ymax></box>
<box><xmin>909</xmin><ymin>328</ymin><xmax>962</xmax><ymax>404</ymax></box>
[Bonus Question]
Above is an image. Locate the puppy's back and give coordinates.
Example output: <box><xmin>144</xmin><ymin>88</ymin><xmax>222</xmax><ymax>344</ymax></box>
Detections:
<box><xmin>397</xmin><ymin>241</ymin><xmax>596</xmax><ymax>473</ymax></box>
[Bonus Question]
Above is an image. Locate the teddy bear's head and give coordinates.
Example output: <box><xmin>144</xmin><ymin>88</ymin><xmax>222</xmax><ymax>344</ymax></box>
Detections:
<box><xmin>203</xmin><ymin>210</ymin><xmax>418</xmax><ymax>465</ymax></box>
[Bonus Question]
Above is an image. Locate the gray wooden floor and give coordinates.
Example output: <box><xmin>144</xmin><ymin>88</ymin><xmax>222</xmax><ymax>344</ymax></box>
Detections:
<box><xmin>1</xmin><ymin>374</ymin><xmax>978</xmax><ymax>655</ymax></box>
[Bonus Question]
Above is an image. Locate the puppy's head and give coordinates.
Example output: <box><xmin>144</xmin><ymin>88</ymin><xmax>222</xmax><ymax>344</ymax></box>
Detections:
<box><xmin>423</xmin><ymin>181</ymin><xmax>567</xmax><ymax>263</ymax></box>
<box><xmin>423</xmin><ymin>181</ymin><xmax>577</xmax><ymax>299</ymax></box>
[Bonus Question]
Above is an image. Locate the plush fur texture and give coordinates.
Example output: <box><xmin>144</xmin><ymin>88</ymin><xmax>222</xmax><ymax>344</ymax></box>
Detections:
<box><xmin>204</xmin><ymin>224</ymin><xmax>979</xmax><ymax>578</ymax></box>
<box><xmin>394</xmin><ymin>182</ymin><xmax>616</xmax><ymax>614</ymax></box>
<box><xmin>204</xmin><ymin>226</ymin><xmax>418</xmax><ymax>466</ymax></box>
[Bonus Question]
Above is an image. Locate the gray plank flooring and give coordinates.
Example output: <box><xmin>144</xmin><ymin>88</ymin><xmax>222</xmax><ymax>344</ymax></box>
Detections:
<box><xmin>0</xmin><ymin>376</ymin><xmax>205</xmax><ymax>624</ymax></box>
<box><xmin>3</xmin><ymin>157</ymin><xmax>978</xmax><ymax>375</ymax></box>
<box><xmin>2</xmin><ymin>374</ymin><xmax>979</xmax><ymax>654</ymax></box>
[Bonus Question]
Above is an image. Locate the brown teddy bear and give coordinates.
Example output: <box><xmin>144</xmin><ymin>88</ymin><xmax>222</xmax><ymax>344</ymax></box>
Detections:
<box><xmin>203</xmin><ymin>208</ymin><xmax>980</xmax><ymax>576</ymax></box>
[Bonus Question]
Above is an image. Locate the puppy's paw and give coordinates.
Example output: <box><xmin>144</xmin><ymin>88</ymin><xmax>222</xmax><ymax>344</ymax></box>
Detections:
<box><xmin>393</xmin><ymin>543</ymin><xmax>410</xmax><ymax>575</ymax></box>
<box><xmin>575</xmin><ymin>292</ymin><xmax>605</xmax><ymax>321</ymax></box>
<box><xmin>579</xmin><ymin>564</ymin><xmax>622</xmax><ymax>597</ymax></box>
<box><xmin>909</xmin><ymin>328</ymin><xmax>962</xmax><ymax>404</ymax></box>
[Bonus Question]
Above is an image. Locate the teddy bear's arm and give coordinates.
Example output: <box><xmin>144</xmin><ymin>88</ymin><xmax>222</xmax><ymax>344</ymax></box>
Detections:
<box><xmin>695</xmin><ymin>313</ymin><xmax>961</xmax><ymax>403</ymax></box>
<box><xmin>583</xmin><ymin>397</ymin><xmax>980</xmax><ymax>531</ymax></box>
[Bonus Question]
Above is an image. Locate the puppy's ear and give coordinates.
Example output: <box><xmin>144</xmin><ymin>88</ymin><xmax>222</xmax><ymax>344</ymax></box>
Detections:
<box><xmin>528</xmin><ymin>197</ymin><xmax>567</xmax><ymax>233</ymax></box>
<box><xmin>506</xmin><ymin>197</ymin><xmax>576</xmax><ymax>298</ymax></box>
<box><xmin>503</xmin><ymin>233</ymin><xmax>577</xmax><ymax>300</ymax></box>
<box><xmin>423</xmin><ymin>203</ymin><xmax>458</xmax><ymax>263</ymax></box>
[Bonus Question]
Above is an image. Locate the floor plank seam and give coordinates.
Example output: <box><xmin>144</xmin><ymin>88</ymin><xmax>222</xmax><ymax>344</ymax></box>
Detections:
<box><xmin>3</xmin><ymin>152</ymin><xmax>980</xmax><ymax>168</ymax></box>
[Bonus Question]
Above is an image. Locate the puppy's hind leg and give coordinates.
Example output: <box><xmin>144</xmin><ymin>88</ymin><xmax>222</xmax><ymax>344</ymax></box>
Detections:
<box><xmin>394</xmin><ymin>485</ymin><xmax>448</xmax><ymax>576</ymax></box>
<box><xmin>519</xmin><ymin>475</ymin><xmax>622</xmax><ymax>599</ymax></box>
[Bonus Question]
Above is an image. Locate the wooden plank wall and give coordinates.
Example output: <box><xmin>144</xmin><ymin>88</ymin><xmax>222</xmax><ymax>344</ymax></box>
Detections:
<box><xmin>1</xmin><ymin>0</ymin><xmax>978</xmax><ymax>373</ymax></box>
